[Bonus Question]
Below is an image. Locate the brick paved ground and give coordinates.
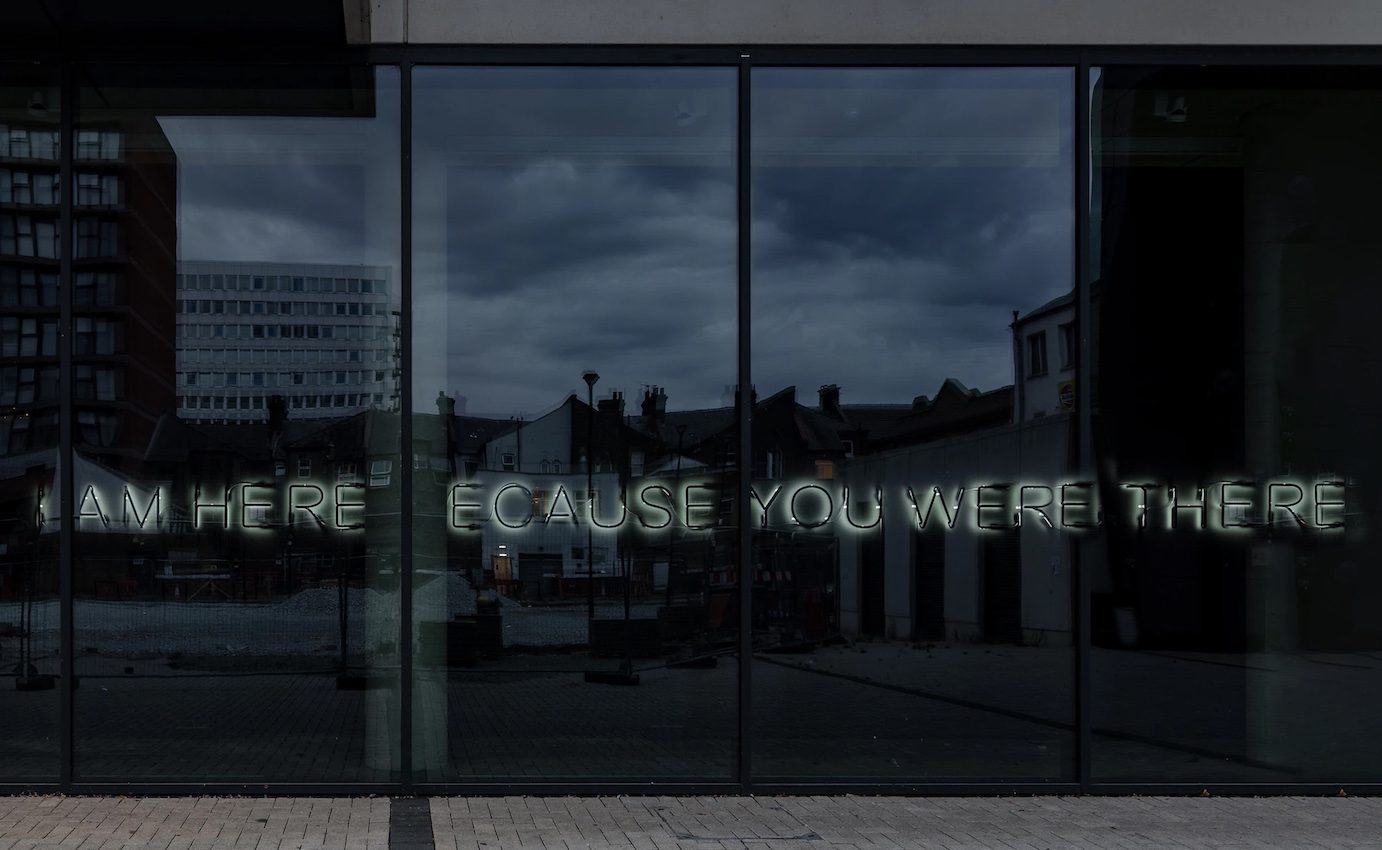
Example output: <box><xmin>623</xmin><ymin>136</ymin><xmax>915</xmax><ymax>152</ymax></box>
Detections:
<box><xmin>2</xmin><ymin>796</ymin><xmax>1381</xmax><ymax>850</ymax></box>
<box><xmin>428</xmin><ymin>796</ymin><xmax>1382</xmax><ymax>850</ymax></box>
<box><xmin>0</xmin><ymin>797</ymin><xmax>389</xmax><ymax>850</ymax></box>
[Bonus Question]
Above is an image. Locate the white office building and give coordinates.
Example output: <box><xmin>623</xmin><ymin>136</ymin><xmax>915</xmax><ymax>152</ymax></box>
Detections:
<box><xmin>174</xmin><ymin>260</ymin><xmax>398</xmax><ymax>423</ymax></box>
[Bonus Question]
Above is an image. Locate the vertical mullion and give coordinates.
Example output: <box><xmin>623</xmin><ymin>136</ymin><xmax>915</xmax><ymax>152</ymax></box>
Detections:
<box><xmin>736</xmin><ymin>55</ymin><xmax>753</xmax><ymax>793</ymax></box>
<box><xmin>398</xmin><ymin>59</ymin><xmax>414</xmax><ymax>793</ymax></box>
<box><xmin>1074</xmin><ymin>57</ymin><xmax>1093</xmax><ymax>794</ymax></box>
<box><xmin>57</xmin><ymin>57</ymin><xmax>75</xmax><ymax>789</ymax></box>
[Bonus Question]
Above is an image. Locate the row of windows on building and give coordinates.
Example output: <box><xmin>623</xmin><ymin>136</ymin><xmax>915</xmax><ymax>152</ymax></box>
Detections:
<box><xmin>1</xmin><ymin>215</ymin><xmax>122</xmax><ymax>258</ymax></box>
<box><xmin>175</xmin><ymin>322</ymin><xmax>394</xmax><ymax>342</ymax></box>
<box><xmin>1</xmin><ymin>126</ymin><xmax>124</xmax><ymax>162</ymax></box>
<box><xmin>177</xmin><ymin>298</ymin><xmax>394</xmax><ymax>317</ymax></box>
<box><xmin>1</xmin><ymin>126</ymin><xmax>59</xmax><ymax>161</ymax></box>
<box><xmin>176</xmin><ymin>273</ymin><xmax>388</xmax><ymax>295</ymax></box>
<box><xmin>179</xmin><ymin>392</ymin><xmax>385</xmax><ymax>413</ymax></box>
<box><xmin>180</xmin><ymin>369</ymin><xmax>390</xmax><ymax>388</ymax></box>
<box><xmin>0</xmin><ymin>213</ymin><xmax>56</xmax><ymax>258</ymax></box>
<box><xmin>1027</xmin><ymin>320</ymin><xmax>1076</xmax><ymax>378</ymax></box>
<box><xmin>4</xmin><ymin>277</ymin><xmax>390</xmax><ymax>312</ymax></box>
<box><xmin>0</xmin><ymin>409</ymin><xmax>117</xmax><ymax>454</ymax></box>
<box><xmin>0</xmin><ymin>267</ymin><xmax>57</xmax><ymax>306</ymax></box>
<box><xmin>1</xmin><ymin>410</ymin><xmax>55</xmax><ymax>454</ymax></box>
<box><xmin>491</xmin><ymin>460</ymin><xmax>660</xmax><ymax>478</ymax></box>
<box><xmin>178</xmin><ymin>347</ymin><xmax>391</xmax><ymax>366</ymax></box>
<box><xmin>226</xmin><ymin>459</ymin><xmax>395</xmax><ymax>489</ymax></box>
<box><xmin>0</xmin><ymin>170</ymin><xmax>122</xmax><ymax>207</ymax></box>
<box><xmin>0</xmin><ymin>316</ymin><xmax>118</xmax><ymax>356</ymax></box>
<box><xmin>0</xmin><ymin>269</ymin><xmax>121</xmax><ymax>307</ymax></box>
<box><xmin>0</xmin><ymin>364</ymin><xmax>115</xmax><ymax>405</ymax></box>
<box><xmin>265</xmin><ymin>457</ymin><xmax>395</xmax><ymax>487</ymax></box>
<box><xmin>492</xmin><ymin>453</ymin><xmax>642</xmax><ymax>476</ymax></box>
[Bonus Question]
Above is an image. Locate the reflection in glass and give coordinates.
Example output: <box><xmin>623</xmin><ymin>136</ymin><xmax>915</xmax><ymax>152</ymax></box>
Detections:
<box><xmin>71</xmin><ymin>65</ymin><xmax>402</xmax><ymax>781</ymax></box>
<box><xmin>1091</xmin><ymin>67</ymin><xmax>1382</xmax><ymax>782</ymax></box>
<box><xmin>0</xmin><ymin>66</ymin><xmax>61</xmax><ymax>781</ymax></box>
<box><xmin>411</xmin><ymin>67</ymin><xmax>738</xmax><ymax>781</ymax></box>
<box><xmin>750</xmin><ymin>68</ymin><xmax>1076</xmax><ymax>780</ymax></box>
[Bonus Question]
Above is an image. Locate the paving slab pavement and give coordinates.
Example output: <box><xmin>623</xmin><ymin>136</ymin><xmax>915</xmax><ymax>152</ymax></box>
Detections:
<box><xmin>1</xmin><ymin>795</ymin><xmax>1380</xmax><ymax>850</ymax></box>
<box><xmin>0</xmin><ymin>796</ymin><xmax>390</xmax><ymax>850</ymax></box>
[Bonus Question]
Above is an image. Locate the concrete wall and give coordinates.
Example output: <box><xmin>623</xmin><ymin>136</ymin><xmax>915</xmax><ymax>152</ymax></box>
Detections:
<box><xmin>837</xmin><ymin>413</ymin><xmax>1074</xmax><ymax>646</ymax></box>
<box><xmin>359</xmin><ymin>0</ymin><xmax>1382</xmax><ymax>46</ymax></box>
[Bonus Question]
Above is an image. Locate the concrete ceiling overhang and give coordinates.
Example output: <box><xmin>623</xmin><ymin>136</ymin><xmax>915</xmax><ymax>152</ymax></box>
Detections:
<box><xmin>0</xmin><ymin>0</ymin><xmax>356</xmax><ymax>50</ymax></box>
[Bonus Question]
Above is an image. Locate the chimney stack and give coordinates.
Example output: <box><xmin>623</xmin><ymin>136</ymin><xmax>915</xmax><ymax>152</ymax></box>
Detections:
<box><xmin>819</xmin><ymin>384</ymin><xmax>843</xmax><ymax>420</ymax></box>
<box><xmin>597</xmin><ymin>390</ymin><xmax>626</xmax><ymax>418</ymax></box>
<box><xmin>641</xmin><ymin>386</ymin><xmax>668</xmax><ymax>420</ymax></box>
<box><xmin>436</xmin><ymin>390</ymin><xmax>456</xmax><ymax>418</ymax></box>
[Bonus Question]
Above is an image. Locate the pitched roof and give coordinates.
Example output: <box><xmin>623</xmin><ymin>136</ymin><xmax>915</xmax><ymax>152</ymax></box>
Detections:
<box><xmin>627</xmin><ymin>407</ymin><xmax>735</xmax><ymax>451</ymax></box>
<box><xmin>869</xmin><ymin>379</ymin><xmax>1013</xmax><ymax>450</ymax></box>
<box><xmin>1015</xmin><ymin>289</ymin><xmax>1075</xmax><ymax>326</ymax></box>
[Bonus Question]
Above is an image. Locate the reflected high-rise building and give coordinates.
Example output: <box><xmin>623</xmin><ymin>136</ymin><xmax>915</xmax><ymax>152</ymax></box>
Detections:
<box><xmin>174</xmin><ymin>260</ymin><xmax>398</xmax><ymax>423</ymax></box>
<box><xmin>72</xmin><ymin>121</ymin><xmax>179</xmax><ymax>472</ymax></box>
<box><xmin>0</xmin><ymin>79</ymin><xmax>63</xmax><ymax>778</ymax></box>
<box><xmin>0</xmin><ymin>105</ymin><xmax>61</xmax><ymax>460</ymax></box>
<box><xmin>2</xmin><ymin>110</ymin><xmax>178</xmax><ymax>468</ymax></box>
<box><xmin>1</xmin><ymin>82</ymin><xmax>180</xmax><ymax>773</ymax></box>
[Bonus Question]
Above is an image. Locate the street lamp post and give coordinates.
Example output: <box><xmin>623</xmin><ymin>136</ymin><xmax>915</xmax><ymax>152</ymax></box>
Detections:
<box><xmin>582</xmin><ymin>371</ymin><xmax>599</xmax><ymax>626</ymax></box>
<box><xmin>665</xmin><ymin>424</ymin><xmax>686</xmax><ymax>609</ymax></box>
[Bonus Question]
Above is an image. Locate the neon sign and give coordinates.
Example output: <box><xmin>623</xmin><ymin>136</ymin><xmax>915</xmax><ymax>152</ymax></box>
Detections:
<box><xmin>447</xmin><ymin>478</ymin><xmax>1348</xmax><ymax>535</ymax></box>
<box><xmin>55</xmin><ymin>477</ymin><xmax>1348</xmax><ymax>535</ymax></box>
<box><xmin>65</xmin><ymin>480</ymin><xmax>367</xmax><ymax>532</ymax></box>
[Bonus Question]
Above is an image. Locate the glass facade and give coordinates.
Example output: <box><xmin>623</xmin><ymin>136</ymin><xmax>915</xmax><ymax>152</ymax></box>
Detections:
<box><xmin>0</xmin><ymin>63</ymin><xmax>61</xmax><ymax>780</ymax></box>
<box><xmin>1089</xmin><ymin>66</ymin><xmax>1382</xmax><ymax>783</ymax></box>
<box><xmin>749</xmin><ymin>67</ymin><xmax>1076</xmax><ymax>781</ymax></box>
<box><xmin>409</xmin><ymin>67</ymin><xmax>739</xmax><ymax>781</ymax></box>
<box><xmin>1</xmin><ymin>56</ymin><xmax>1380</xmax><ymax>791</ymax></box>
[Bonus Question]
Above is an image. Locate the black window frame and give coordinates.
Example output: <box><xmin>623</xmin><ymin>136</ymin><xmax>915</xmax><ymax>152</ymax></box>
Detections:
<box><xmin>4</xmin><ymin>42</ymin><xmax>1382</xmax><ymax>799</ymax></box>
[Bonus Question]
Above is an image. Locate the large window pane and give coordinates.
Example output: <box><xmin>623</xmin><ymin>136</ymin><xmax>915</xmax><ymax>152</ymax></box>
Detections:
<box><xmin>750</xmin><ymin>68</ymin><xmax>1076</xmax><ymax>781</ymax></box>
<box><xmin>411</xmin><ymin>67</ymin><xmax>738</xmax><ymax>782</ymax></box>
<box><xmin>72</xmin><ymin>65</ymin><xmax>402</xmax><ymax>782</ymax></box>
<box><xmin>0</xmin><ymin>64</ymin><xmax>61</xmax><ymax>782</ymax></box>
<box><xmin>1091</xmin><ymin>66</ymin><xmax>1382</xmax><ymax>782</ymax></box>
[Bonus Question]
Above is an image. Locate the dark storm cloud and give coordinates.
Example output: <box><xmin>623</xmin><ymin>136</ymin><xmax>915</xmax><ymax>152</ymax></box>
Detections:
<box><xmin>159</xmin><ymin>67</ymin><xmax>1071</xmax><ymax>416</ymax></box>
<box><xmin>410</xmin><ymin>69</ymin><xmax>739</xmax><ymax>416</ymax></box>
<box><xmin>177</xmin><ymin>161</ymin><xmax>362</xmax><ymax>258</ymax></box>
<box><xmin>415</xmin><ymin>157</ymin><xmax>739</xmax><ymax>416</ymax></box>
<box><xmin>159</xmin><ymin>111</ymin><xmax>401</xmax><ymax>270</ymax></box>
<box><xmin>753</xmin><ymin>165</ymin><xmax>1070</xmax><ymax>310</ymax></box>
<box><xmin>410</xmin><ymin>66</ymin><xmax>1073</xmax><ymax>415</ymax></box>
<box><xmin>750</xmin><ymin>67</ymin><xmax>1074</xmax><ymax>403</ymax></box>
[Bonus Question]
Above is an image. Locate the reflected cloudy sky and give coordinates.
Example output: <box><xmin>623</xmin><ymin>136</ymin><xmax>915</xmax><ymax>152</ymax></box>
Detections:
<box><xmin>754</xmin><ymin>68</ymin><xmax>1073</xmax><ymax>407</ymax></box>
<box><xmin>413</xmin><ymin>66</ymin><xmax>1072</xmax><ymax>417</ymax></box>
<box><xmin>159</xmin><ymin>71</ymin><xmax>401</xmax><ymax>272</ymax></box>
<box><xmin>157</xmin><ymin>66</ymin><xmax>1072</xmax><ymax>418</ymax></box>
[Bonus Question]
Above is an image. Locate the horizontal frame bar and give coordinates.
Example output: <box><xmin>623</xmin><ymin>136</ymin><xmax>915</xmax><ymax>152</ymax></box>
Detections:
<box><xmin>2</xmin><ymin>781</ymin><xmax>1380</xmax><ymax>796</ymax></box>
<box><xmin>8</xmin><ymin>43</ymin><xmax>1382</xmax><ymax>67</ymax></box>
